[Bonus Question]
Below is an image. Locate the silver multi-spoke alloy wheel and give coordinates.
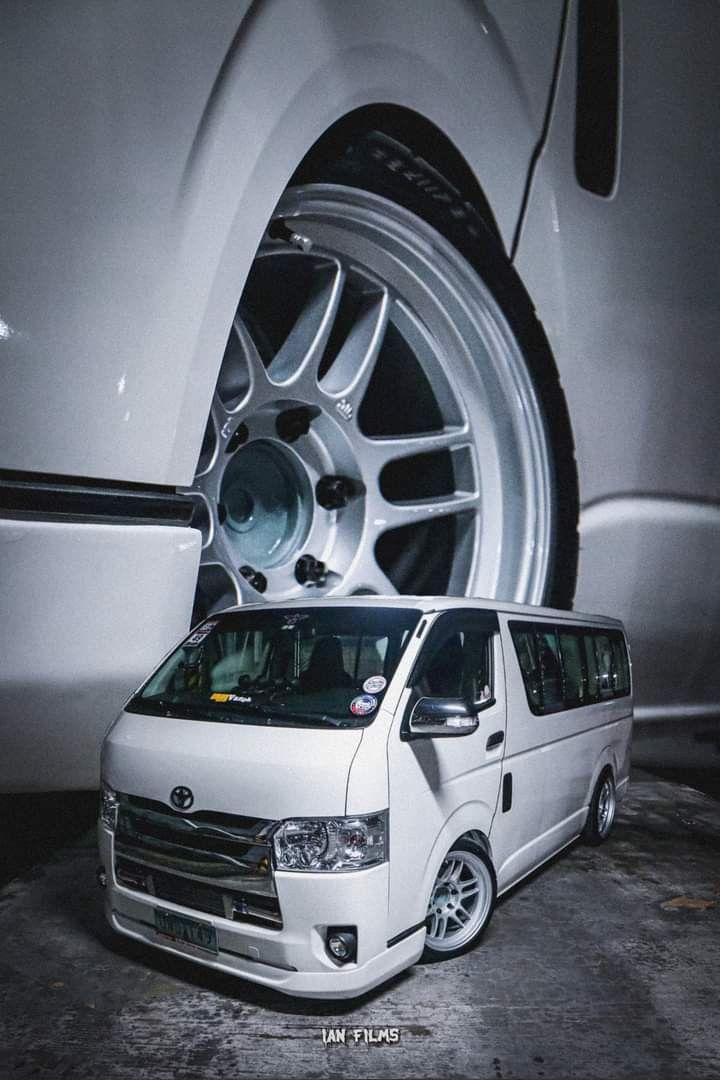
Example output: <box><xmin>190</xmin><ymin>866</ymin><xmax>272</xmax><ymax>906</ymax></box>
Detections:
<box><xmin>184</xmin><ymin>184</ymin><xmax>555</xmax><ymax>615</ymax></box>
<box><xmin>597</xmin><ymin>775</ymin><xmax>616</xmax><ymax>838</ymax></box>
<box><xmin>426</xmin><ymin>847</ymin><xmax>494</xmax><ymax>954</ymax></box>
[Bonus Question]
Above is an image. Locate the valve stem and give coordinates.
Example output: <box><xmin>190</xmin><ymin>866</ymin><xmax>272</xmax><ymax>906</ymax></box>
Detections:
<box><xmin>268</xmin><ymin>218</ymin><xmax>313</xmax><ymax>253</ymax></box>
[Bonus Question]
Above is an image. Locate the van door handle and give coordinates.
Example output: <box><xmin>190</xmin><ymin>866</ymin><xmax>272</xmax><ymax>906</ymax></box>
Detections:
<box><xmin>486</xmin><ymin>730</ymin><xmax>504</xmax><ymax>750</ymax></box>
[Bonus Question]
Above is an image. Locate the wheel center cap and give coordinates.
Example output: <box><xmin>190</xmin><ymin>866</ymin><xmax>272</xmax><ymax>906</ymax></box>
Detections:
<box><xmin>220</xmin><ymin>439</ymin><xmax>312</xmax><ymax>569</ymax></box>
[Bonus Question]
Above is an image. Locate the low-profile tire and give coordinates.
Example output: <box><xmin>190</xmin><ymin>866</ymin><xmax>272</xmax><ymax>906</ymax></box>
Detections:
<box><xmin>423</xmin><ymin>838</ymin><xmax>496</xmax><ymax>961</ymax></box>
<box><xmin>581</xmin><ymin>769</ymin><xmax>617</xmax><ymax>846</ymax></box>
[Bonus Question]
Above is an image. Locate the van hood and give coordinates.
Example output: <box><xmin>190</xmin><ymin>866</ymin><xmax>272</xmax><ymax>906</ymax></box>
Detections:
<box><xmin>103</xmin><ymin>710</ymin><xmax>364</xmax><ymax>820</ymax></box>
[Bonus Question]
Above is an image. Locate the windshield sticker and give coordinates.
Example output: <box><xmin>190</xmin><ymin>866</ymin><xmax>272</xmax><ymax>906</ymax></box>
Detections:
<box><xmin>363</xmin><ymin>675</ymin><xmax>387</xmax><ymax>695</ymax></box>
<box><xmin>186</xmin><ymin>620</ymin><xmax>219</xmax><ymax>646</ymax></box>
<box><xmin>281</xmin><ymin>613</ymin><xmax>310</xmax><ymax>630</ymax></box>
<box><xmin>350</xmin><ymin>694</ymin><xmax>378</xmax><ymax>717</ymax></box>
<box><xmin>211</xmin><ymin>693</ymin><xmax>252</xmax><ymax>704</ymax></box>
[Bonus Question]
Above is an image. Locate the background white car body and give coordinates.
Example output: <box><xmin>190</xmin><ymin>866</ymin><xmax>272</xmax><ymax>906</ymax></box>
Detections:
<box><xmin>1</xmin><ymin>1</ymin><xmax>717</xmax><ymax>789</ymax></box>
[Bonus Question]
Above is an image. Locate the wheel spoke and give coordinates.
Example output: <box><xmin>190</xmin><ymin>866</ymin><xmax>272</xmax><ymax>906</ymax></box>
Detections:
<box><xmin>232</xmin><ymin>318</ymin><xmax>273</xmax><ymax>405</ymax></box>
<box><xmin>449</xmin><ymin>860</ymin><xmax>464</xmax><ymax>882</ymax></box>
<box><xmin>439</xmin><ymin>860</ymin><xmax>456</xmax><ymax>884</ymax></box>
<box><xmin>320</xmin><ymin>289</ymin><xmax>390</xmax><ymax>405</ymax></box>
<box><xmin>267</xmin><ymin>262</ymin><xmax>345</xmax><ymax>387</ymax></box>
<box><xmin>370</xmin><ymin>490</ymin><xmax>481</xmax><ymax>532</ymax></box>
<box><xmin>459</xmin><ymin>880</ymin><xmax>480</xmax><ymax>899</ymax></box>
<box><xmin>362</xmin><ymin>426</ymin><xmax>471</xmax><ymax>468</ymax></box>
<box><xmin>339</xmin><ymin>557</ymin><xmax>397</xmax><ymax>598</ymax></box>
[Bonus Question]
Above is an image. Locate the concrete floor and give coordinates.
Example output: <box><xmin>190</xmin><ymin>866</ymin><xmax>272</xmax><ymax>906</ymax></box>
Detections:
<box><xmin>1</xmin><ymin>773</ymin><xmax>718</xmax><ymax>1080</ymax></box>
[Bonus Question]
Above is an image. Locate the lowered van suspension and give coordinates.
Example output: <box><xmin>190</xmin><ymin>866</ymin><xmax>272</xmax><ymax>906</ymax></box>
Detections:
<box><xmin>98</xmin><ymin>597</ymin><xmax>632</xmax><ymax>998</ymax></box>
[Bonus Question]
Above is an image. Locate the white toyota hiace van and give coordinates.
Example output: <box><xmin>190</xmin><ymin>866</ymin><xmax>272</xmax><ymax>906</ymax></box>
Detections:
<box><xmin>99</xmin><ymin>597</ymin><xmax>632</xmax><ymax>999</ymax></box>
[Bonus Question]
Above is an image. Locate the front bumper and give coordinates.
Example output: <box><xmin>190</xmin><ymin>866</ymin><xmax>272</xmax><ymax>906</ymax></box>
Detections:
<box><xmin>99</xmin><ymin>826</ymin><xmax>424</xmax><ymax>999</ymax></box>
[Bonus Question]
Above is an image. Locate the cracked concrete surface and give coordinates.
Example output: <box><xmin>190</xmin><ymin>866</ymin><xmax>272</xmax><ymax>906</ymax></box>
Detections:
<box><xmin>0</xmin><ymin>772</ymin><xmax>718</xmax><ymax>1080</ymax></box>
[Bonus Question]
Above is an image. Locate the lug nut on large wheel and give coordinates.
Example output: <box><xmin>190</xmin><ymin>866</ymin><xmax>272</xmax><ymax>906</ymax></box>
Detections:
<box><xmin>225</xmin><ymin>422</ymin><xmax>249</xmax><ymax>454</ymax></box>
<box><xmin>295</xmin><ymin>554</ymin><xmax>327</xmax><ymax>587</ymax></box>
<box><xmin>315</xmin><ymin>474</ymin><xmax>357</xmax><ymax>511</ymax></box>
<box><xmin>276</xmin><ymin>406</ymin><xmax>313</xmax><ymax>443</ymax></box>
<box><xmin>239</xmin><ymin>564</ymin><xmax>267</xmax><ymax>593</ymax></box>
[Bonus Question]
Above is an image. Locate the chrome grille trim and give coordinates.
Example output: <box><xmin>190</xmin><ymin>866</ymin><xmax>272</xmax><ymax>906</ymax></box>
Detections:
<box><xmin>114</xmin><ymin>794</ymin><xmax>282</xmax><ymax>928</ymax></box>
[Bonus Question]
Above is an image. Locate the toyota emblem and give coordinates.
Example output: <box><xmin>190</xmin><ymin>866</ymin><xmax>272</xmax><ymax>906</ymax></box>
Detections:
<box><xmin>170</xmin><ymin>785</ymin><xmax>194</xmax><ymax>810</ymax></box>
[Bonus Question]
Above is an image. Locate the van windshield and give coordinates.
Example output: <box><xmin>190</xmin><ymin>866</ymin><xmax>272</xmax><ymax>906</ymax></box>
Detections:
<box><xmin>127</xmin><ymin>606</ymin><xmax>422</xmax><ymax>729</ymax></box>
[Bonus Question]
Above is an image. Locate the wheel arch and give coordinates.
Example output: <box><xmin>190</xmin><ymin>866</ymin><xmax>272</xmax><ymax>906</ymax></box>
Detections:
<box><xmin>418</xmin><ymin>804</ymin><xmax>497</xmax><ymax>922</ymax></box>
<box><xmin>585</xmin><ymin>750</ymin><xmax>618</xmax><ymax>810</ymax></box>
<box><xmin>290</xmin><ymin>104</ymin><xmax>502</xmax><ymax>243</ymax></box>
<box><xmin>167</xmin><ymin>3</ymin><xmax>554</xmax><ymax>488</ymax></box>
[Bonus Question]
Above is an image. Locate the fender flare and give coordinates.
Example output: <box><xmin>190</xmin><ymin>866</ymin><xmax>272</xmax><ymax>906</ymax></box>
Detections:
<box><xmin>417</xmin><ymin>800</ymin><xmax>496</xmax><ymax>921</ymax></box>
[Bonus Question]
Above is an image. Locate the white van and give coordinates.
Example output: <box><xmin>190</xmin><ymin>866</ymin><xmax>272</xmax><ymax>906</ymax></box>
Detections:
<box><xmin>99</xmin><ymin>597</ymin><xmax>632</xmax><ymax>999</ymax></box>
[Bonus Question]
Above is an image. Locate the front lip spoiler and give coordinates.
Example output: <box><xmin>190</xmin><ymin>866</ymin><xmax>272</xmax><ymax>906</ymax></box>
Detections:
<box><xmin>113</xmin><ymin>908</ymin><xmax>297</xmax><ymax>971</ymax></box>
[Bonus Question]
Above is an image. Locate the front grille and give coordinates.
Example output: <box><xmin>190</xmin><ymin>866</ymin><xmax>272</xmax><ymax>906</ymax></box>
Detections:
<box><xmin>114</xmin><ymin>794</ymin><xmax>282</xmax><ymax>929</ymax></box>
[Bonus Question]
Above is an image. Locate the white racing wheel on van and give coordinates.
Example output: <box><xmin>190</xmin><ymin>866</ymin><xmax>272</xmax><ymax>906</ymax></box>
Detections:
<box><xmin>423</xmin><ymin>838</ymin><xmax>497</xmax><ymax>961</ymax></box>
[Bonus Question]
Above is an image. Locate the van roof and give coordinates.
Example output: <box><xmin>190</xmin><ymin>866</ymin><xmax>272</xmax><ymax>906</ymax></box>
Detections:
<box><xmin>214</xmin><ymin>595</ymin><xmax>624</xmax><ymax>629</ymax></box>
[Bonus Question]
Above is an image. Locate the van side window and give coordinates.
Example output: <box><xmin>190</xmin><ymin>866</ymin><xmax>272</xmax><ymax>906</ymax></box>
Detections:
<box><xmin>610</xmin><ymin>631</ymin><xmax>631</xmax><ymax>695</ymax></box>
<box><xmin>582</xmin><ymin>632</ymin><xmax>600</xmax><ymax>703</ymax></box>
<box><xmin>511</xmin><ymin>628</ymin><xmax>542</xmax><ymax>711</ymax></box>
<box><xmin>537</xmin><ymin>629</ymin><xmax>563</xmax><ymax>712</ymax></box>
<box><xmin>559</xmin><ymin>631</ymin><xmax>585</xmax><ymax>706</ymax></box>
<box><xmin>594</xmin><ymin>634</ymin><xmax>615</xmax><ymax>699</ymax></box>
<box><xmin>413</xmin><ymin>625</ymin><xmax>493</xmax><ymax>704</ymax></box>
<box><xmin>510</xmin><ymin>621</ymin><xmax>631</xmax><ymax>714</ymax></box>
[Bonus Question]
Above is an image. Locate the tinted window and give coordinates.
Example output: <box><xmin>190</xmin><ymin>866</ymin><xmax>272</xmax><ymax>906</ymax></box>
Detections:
<box><xmin>611</xmin><ymin>632</ymin><xmax>631</xmax><ymax>695</ymax></box>
<box><xmin>509</xmin><ymin>627</ymin><xmax>542</xmax><ymax>712</ymax></box>
<box><xmin>413</xmin><ymin>615</ymin><xmax>496</xmax><ymax>704</ymax></box>
<box><xmin>510</xmin><ymin>622</ymin><xmax>630</xmax><ymax>714</ymax></box>
<box><xmin>559</xmin><ymin>631</ymin><xmax>585</xmax><ymax>706</ymax></box>
<box><xmin>128</xmin><ymin>606</ymin><xmax>421</xmax><ymax>728</ymax></box>
<box><xmin>594</xmin><ymin>634</ymin><xmax>615</xmax><ymax>700</ymax></box>
<box><xmin>538</xmin><ymin>629</ymin><xmax>563</xmax><ymax>712</ymax></box>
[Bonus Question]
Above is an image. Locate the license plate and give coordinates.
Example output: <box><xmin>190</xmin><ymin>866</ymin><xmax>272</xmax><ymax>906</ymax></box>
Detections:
<box><xmin>154</xmin><ymin>908</ymin><xmax>218</xmax><ymax>954</ymax></box>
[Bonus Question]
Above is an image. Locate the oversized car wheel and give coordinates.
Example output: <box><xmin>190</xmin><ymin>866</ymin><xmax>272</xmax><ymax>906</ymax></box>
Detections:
<box><xmin>183</xmin><ymin>129</ymin><xmax>578</xmax><ymax>618</ymax></box>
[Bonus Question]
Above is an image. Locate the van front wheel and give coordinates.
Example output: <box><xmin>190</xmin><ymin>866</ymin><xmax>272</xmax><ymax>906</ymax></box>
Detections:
<box><xmin>423</xmin><ymin>839</ymin><xmax>496</xmax><ymax>961</ymax></box>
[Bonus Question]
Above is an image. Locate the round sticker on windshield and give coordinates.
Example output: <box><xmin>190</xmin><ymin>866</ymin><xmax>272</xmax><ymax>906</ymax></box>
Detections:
<box><xmin>363</xmin><ymin>675</ymin><xmax>387</xmax><ymax>695</ymax></box>
<box><xmin>350</xmin><ymin>694</ymin><xmax>378</xmax><ymax>717</ymax></box>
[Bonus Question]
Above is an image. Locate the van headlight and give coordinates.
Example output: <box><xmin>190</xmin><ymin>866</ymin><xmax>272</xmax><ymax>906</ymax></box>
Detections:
<box><xmin>273</xmin><ymin>811</ymin><xmax>387</xmax><ymax>871</ymax></box>
<box><xmin>100</xmin><ymin>783</ymin><xmax>119</xmax><ymax>832</ymax></box>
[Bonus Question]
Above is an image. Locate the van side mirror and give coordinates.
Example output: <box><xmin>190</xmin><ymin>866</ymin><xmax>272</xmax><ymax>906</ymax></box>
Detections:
<box><xmin>405</xmin><ymin>696</ymin><xmax>481</xmax><ymax>740</ymax></box>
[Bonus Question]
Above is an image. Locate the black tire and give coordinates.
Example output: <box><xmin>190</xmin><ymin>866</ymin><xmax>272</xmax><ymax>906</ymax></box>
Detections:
<box><xmin>581</xmin><ymin>769</ymin><xmax>617</xmax><ymax>846</ymax></box>
<box><xmin>422</xmin><ymin>838</ymin><xmax>497</xmax><ymax>962</ymax></box>
<box><xmin>293</xmin><ymin>128</ymin><xmax>579</xmax><ymax>609</ymax></box>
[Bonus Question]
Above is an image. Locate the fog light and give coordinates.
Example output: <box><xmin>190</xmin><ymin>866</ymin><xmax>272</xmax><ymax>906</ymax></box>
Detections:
<box><xmin>326</xmin><ymin>927</ymin><xmax>357</xmax><ymax>964</ymax></box>
<box><xmin>96</xmin><ymin>865</ymin><xmax>107</xmax><ymax>888</ymax></box>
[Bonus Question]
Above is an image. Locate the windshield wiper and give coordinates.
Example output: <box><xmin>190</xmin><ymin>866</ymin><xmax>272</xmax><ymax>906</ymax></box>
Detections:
<box><xmin>134</xmin><ymin>696</ymin><xmax>347</xmax><ymax>728</ymax></box>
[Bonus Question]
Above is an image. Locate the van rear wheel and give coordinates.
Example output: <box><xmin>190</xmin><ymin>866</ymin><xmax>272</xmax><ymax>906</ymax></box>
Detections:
<box><xmin>582</xmin><ymin>770</ymin><xmax>617</xmax><ymax>846</ymax></box>
<box><xmin>423</xmin><ymin>839</ymin><xmax>496</xmax><ymax>961</ymax></box>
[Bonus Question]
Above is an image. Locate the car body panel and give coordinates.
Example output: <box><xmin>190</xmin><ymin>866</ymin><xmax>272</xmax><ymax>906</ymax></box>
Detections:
<box><xmin>514</xmin><ymin>0</ymin><xmax>720</xmax><ymax>722</ymax></box>
<box><xmin>0</xmin><ymin>0</ymin><xmax>561</xmax><ymax>486</ymax></box>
